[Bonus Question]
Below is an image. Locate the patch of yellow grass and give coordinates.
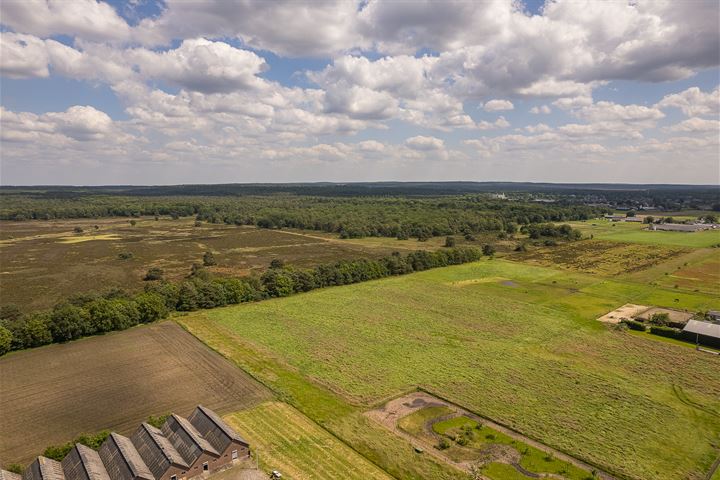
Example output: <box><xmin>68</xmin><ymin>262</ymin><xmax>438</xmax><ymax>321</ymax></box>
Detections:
<box><xmin>57</xmin><ymin>234</ymin><xmax>122</xmax><ymax>244</ymax></box>
<box><xmin>450</xmin><ymin>276</ymin><xmax>509</xmax><ymax>287</ymax></box>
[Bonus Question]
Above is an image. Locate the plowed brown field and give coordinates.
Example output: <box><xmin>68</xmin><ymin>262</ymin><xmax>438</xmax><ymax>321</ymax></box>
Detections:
<box><xmin>0</xmin><ymin>321</ymin><xmax>271</xmax><ymax>465</ymax></box>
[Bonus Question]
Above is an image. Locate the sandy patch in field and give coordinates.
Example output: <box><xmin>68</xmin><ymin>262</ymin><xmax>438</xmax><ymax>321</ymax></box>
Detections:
<box><xmin>634</xmin><ymin>307</ymin><xmax>694</xmax><ymax>325</ymax></box>
<box><xmin>597</xmin><ymin>303</ymin><xmax>651</xmax><ymax>324</ymax></box>
<box><xmin>57</xmin><ymin>234</ymin><xmax>122</xmax><ymax>244</ymax></box>
<box><xmin>450</xmin><ymin>277</ymin><xmax>511</xmax><ymax>287</ymax></box>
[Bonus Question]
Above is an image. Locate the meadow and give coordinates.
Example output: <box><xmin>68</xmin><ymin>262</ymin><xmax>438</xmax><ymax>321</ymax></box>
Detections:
<box><xmin>0</xmin><ymin>218</ymin><xmax>452</xmax><ymax>312</ymax></box>
<box><xmin>224</xmin><ymin>402</ymin><xmax>393</xmax><ymax>479</ymax></box>
<box><xmin>0</xmin><ymin>321</ymin><xmax>272</xmax><ymax>464</ymax></box>
<box><xmin>179</xmin><ymin>259</ymin><xmax>720</xmax><ymax>480</ymax></box>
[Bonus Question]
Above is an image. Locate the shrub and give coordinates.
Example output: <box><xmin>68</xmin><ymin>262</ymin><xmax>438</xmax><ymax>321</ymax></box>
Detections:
<box><xmin>118</xmin><ymin>251</ymin><xmax>134</xmax><ymax>260</ymax></box>
<box><xmin>437</xmin><ymin>438</ymin><xmax>450</xmax><ymax>450</ymax></box>
<box><xmin>147</xmin><ymin>413</ymin><xmax>170</xmax><ymax>429</ymax></box>
<box><xmin>7</xmin><ymin>464</ymin><xmax>23</xmax><ymax>474</ymax></box>
<box><xmin>444</xmin><ymin>236</ymin><xmax>456</xmax><ymax>247</ymax></box>
<box><xmin>482</xmin><ymin>244</ymin><xmax>496</xmax><ymax>256</ymax></box>
<box><xmin>649</xmin><ymin>312</ymin><xmax>670</xmax><ymax>326</ymax></box>
<box><xmin>73</xmin><ymin>226</ymin><xmax>83</xmax><ymax>233</ymax></box>
<box><xmin>621</xmin><ymin>319</ymin><xmax>646</xmax><ymax>331</ymax></box>
<box><xmin>649</xmin><ymin>325</ymin><xmax>680</xmax><ymax>339</ymax></box>
<box><xmin>144</xmin><ymin>267</ymin><xmax>164</xmax><ymax>281</ymax></box>
<box><xmin>203</xmin><ymin>251</ymin><xmax>217</xmax><ymax>266</ymax></box>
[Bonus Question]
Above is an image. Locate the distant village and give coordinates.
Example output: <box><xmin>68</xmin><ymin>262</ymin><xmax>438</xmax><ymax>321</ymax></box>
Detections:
<box><xmin>601</xmin><ymin>212</ymin><xmax>719</xmax><ymax>232</ymax></box>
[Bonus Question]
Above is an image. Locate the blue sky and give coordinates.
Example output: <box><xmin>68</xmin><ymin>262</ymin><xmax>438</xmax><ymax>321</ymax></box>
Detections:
<box><xmin>1</xmin><ymin>0</ymin><xmax>718</xmax><ymax>185</ymax></box>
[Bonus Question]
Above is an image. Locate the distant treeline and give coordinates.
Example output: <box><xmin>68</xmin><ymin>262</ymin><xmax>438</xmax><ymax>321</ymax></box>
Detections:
<box><xmin>0</xmin><ymin>194</ymin><xmax>608</xmax><ymax>239</ymax></box>
<box><xmin>0</xmin><ymin>247</ymin><xmax>483</xmax><ymax>356</ymax></box>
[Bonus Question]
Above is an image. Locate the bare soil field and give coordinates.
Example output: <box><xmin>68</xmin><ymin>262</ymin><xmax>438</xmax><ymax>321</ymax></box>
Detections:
<box><xmin>0</xmin><ymin>217</ymin><xmax>448</xmax><ymax>312</ymax></box>
<box><xmin>0</xmin><ymin>321</ymin><xmax>272</xmax><ymax>465</ymax></box>
<box><xmin>596</xmin><ymin>304</ymin><xmax>651</xmax><ymax>323</ymax></box>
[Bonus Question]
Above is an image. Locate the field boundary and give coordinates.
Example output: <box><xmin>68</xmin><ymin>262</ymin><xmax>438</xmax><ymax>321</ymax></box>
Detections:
<box><xmin>175</xmin><ymin>319</ymin><xmax>403</xmax><ymax>480</ymax></box>
<box><xmin>415</xmin><ymin>387</ymin><xmax>623</xmax><ymax>480</ymax></box>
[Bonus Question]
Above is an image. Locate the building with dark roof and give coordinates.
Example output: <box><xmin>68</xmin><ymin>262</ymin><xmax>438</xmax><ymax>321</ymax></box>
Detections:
<box><xmin>161</xmin><ymin>415</ymin><xmax>220</xmax><ymax>476</ymax></box>
<box><xmin>13</xmin><ymin>407</ymin><xmax>246</xmax><ymax>480</ymax></box>
<box><xmin>131</xmin><ymin>423</ymin><xmax>189</xmax><ymax>480</ymax></box>
<box><xmin>22</xmin><ymin>457</ymin><xmax>65</xmax><ymax>480</ymax></box>
<box><xmin>188</xmin><ymin>406</ymin><xmax>249</xmax><ymax>464</ymax></box>
<box><xmin>1</xmin><ymin>470</ymin><xmax>22</xmax><ymax>480</ymax></box>
<box><xmin>682</xmin><ymin>319</ymin><xmax>720</xmax><ymax>348</ymax></box>
<box><xmin>61</xmin><ymin>444</ymin><xmax>110</xmax><ymax>480</ymax></box>
<box><xmin>98</xmin><ymin>433</ymin><xmax>154</xmax><ymax>480</ymax></box>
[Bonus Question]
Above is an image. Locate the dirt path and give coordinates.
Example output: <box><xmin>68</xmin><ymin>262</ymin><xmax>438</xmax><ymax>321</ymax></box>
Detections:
<box><xmin>366</xmin><ymin>391</ymin><xmax>618</xmax><ymax>480</ymax></box>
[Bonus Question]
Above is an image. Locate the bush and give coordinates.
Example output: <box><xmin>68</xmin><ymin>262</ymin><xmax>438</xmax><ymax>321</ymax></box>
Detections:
<box><xmin>437</xmin><ymin>438</ymin><xmax>450</xmax><ymax>450</ymax></box>
<box><xmin>621</xmin><ymin>319</ymin><xmax>647</xmax><ymax>331</ymax></box>
<box><xmin>203</xmin><ymin>251</ymin><xmax>217</xmax><ymax>266</ymax></box>
<box><xmin>444</xmin><ymin>236</ymin><xmax>456</xmax><ymax>247</ymax></box>
<box><xmin>144</xmin><ymin>267</ymin><xmax>164</xmax><ymax>281</ymax></box>
<box><xmin>118</xmin><ymin>251</ymin><xmax>133</xmax><ymax>260</ymax></box>
<box><xmin>7</xmin><ymin>464</ymin><xmax>23</xmax><ymax>474</ymax></box>
<box><xmin>482</xmin><ymin>244</ymin><xmax>496</xmax><ymax>256</ymax></box>
<box><xmin>649</xmin><ymin>325</ymin><xmax>680</xmax><ymax>339</ymax></box>
<box><xmin>147</xmin><ymin>413</ymin><xmax>170</xmax><ymax>429</ymax></box>
<box><xmin>43</xmin><ymin>430</ymin><xmax>110</xmax><ymax>461</ymax></box>
<box><xmin>649</xmin><ymin>312</ymin><xmax>670</xmax><ymax>326</ymax></box>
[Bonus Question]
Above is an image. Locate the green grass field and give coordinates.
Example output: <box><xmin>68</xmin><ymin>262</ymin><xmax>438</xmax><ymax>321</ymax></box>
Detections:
<box><xmin>224</xmin><ymin>402</ymin><xmax>393</xmax><ymax>479</ymax></box>
<box><xmin>180</xmin><ymin>259</ymin><xmax>720</xmax><ymax>480</ymax></box>
<box><xmin>568</xmin><ymin>220</ymin><xmax>720</xmax><ymax>248</ymax></box>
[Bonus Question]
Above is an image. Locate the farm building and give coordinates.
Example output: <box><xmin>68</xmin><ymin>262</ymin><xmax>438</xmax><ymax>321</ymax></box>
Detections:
<box><xmin>188</xmin><ymin>406</ymin><xmax>250</xmax><ymax>463</ymax></box>
<box><xmin>649</xmin><ymin>223</ymin><xmax>712</xmax><ymax>232</ymax></box>
<box><xmin>22</xmin><ymin>457</ymin><xmax>65</xmax><ymax>480</ymax></box>
<box><xmin>682</xmin><ymin>320</ymin><xmax>720</xmax><ymax>349</ymax></box>
<box><xmin>12</xmin><ymin>407</ymin><xmax>247</xmax><ymax>480</ymax></box>
<box><xmin>61</xmin><ymin>444</ymin><xmax>109</xmax><ymax>480</ymax></box>
<box><xmin>131</xmin><ymin>423</ymin><xmax>189</xmax><ymax>480</ymax></box>
<box><xmin>161</xmin><ymin>415</ymin><xmax>220</xmax><ymax>476</ymax></box>
<box><xmin>708</xmin><ymin>310</ymin><xmax>720</xmax><ymax>322</ymax></box>
<box><xmin>98</xmin><ymin>433</ymin><xmax>154</xmax><ymax>480</ymax></box>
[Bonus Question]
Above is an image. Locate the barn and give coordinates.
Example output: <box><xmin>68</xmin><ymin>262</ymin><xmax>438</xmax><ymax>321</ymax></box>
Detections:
<box><xmin>188</xmin><ymin>406</ymin><xmax>250</xmax><ymax>464</ymax></box>
<box><xmin>22</xmin><ymin>457</ymin><xmax>65</xmax><ymax>480</ymax></box>
<box><xmin>682</xmin><ymin>320</ymin><xmax>720</xmax><ymax>349</ymax></box>
<box><xmin>10</xmin><ymin>407</ymin><xmax>246</xmax><ymax>480</ymax></box>
<box><xmin>98</xmin><ymin>433</ymin><xmax>154</xmax><ymax>480</ymax></box>
<box><xmin>61</xmin><ymin>444</ymin><xmax>109</xmax><ymax>480</ymax></box>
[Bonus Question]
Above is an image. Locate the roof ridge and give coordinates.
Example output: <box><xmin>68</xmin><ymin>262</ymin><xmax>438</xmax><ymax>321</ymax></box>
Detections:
<box><xmin>171</xmin><ymin>414</ymin><xmax>218</xmax><ymax>456</ymax></box>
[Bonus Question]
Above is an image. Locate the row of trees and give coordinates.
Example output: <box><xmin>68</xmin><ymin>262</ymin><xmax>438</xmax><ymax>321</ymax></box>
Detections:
<box><xmin>0</xmin><ymin>247</ymin><xmax>484</xmax><ymax>356</ymax></box>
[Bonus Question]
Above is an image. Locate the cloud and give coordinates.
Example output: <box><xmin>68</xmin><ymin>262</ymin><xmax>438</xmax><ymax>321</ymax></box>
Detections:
<box><xmin>133</xmin><ymin>0</ymin><xmax>363</xmax><ymax>56</ymax></box>
<box><xmin>126</xmin><ymin>38</ymin><xmax>268</xmax><ymax>93</ymax></box>
<box><xmin>1</xmin><ymin>105</ymin><xmax>117</xmax><ymax>143</ymax></box>
<box><xmin>575</xmin><ymin>101</ymin><xmax>665</xmax><ymax>123</ymax></box>
<box><xmin>529</xmin><ymin>105</ymin><xmax>551</xmax><ymax>114</ymax></box>
<box><xmin>405</xmin><ymin>135</ymin><xmax>444</xmax><ymax>151</ymax></box>
<box><xmin>482</xmin><ymin>99</ymin><xmax>514</xmax><ymax>111</ymax></box>
<box><xmin>656</xmin><ymin>86</ymin><xmax>720</xmax><ymax>117</ymax></box>
<box><xmin>666</xmin><ymin>117</ymin><xmax>720</xmax><ymax>133</ymax></box>
<box><xmin>0</xmin><ymin>0</ymin><xmax>130</xmax><ymax>42</ymax></box>
<box><xmin>0</xmin><ymin>32</ymin><xmax>50</xmax><ymax>78</ymax></box>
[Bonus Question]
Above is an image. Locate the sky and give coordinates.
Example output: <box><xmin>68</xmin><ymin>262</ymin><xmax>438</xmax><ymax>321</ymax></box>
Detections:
<box><xmin>0</xmin><ymin>0</ymin><xmax>719</xmax><ymax>185</ymax></box>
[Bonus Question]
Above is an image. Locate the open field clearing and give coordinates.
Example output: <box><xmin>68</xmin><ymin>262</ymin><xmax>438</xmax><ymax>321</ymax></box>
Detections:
<box><xmin>567</xmin><ymin>220</ymin><xmax>720</xmax><ymax>248</ymax></box>
<box><xmin>0</xmin><ymin>321</ymin><xmax>272</xmax><ymax>465</ymax></box>
<box><xmin>0</xmin><ymin>218</ymin><xmax>453</xmax><ymax>312</ymax></box>
<box><xmin>180</xmin><ymin>259</ymin><xmax>720</xmax><ymax>480</ymax></box>
<box><xmin>514</xmin><ymin>239</ymin><xmax>688</xmax><ymax>276</ymax></box>
<box><xmin>225</xmin><ymin>402</ymin><xmax>393</xmax><ymax>480</ymax></box>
